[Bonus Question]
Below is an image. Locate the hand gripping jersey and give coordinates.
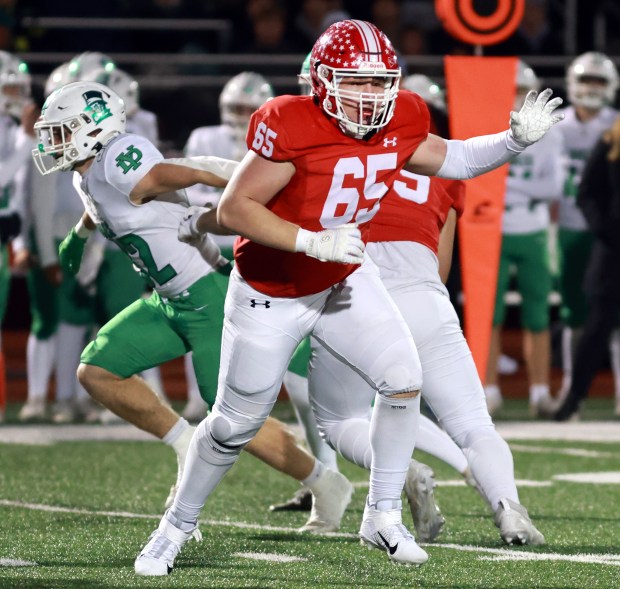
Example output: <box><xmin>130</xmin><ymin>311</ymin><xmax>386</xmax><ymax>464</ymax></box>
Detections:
<box><xmin>234</xmin><ymin>91</ymin><xmax>430</xmax><ymax>297</ymax></box>
<box><xmin>75</xmin><ymin>133</ymin><xmax>212</xmax><ymax>297</ymax></box>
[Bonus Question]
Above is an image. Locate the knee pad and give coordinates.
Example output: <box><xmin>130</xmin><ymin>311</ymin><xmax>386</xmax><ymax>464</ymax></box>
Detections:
<box><xmin>373</xmin><ymin>341</ymin><xmax>422</xmax><ymax>396</ymax></box>
<box><xmin>195</xmin><ymin>411</ymin><xmax>267</xmax><ymax>467</ymax></box>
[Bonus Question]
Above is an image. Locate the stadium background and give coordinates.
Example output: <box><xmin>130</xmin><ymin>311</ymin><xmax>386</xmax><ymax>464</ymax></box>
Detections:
<box><xmin>1</xmin><ymin>0</ymin><xmax>619</xmax><ymax>402</ymax></box>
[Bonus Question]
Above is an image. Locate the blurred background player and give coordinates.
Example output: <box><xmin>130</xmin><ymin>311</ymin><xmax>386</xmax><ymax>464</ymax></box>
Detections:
<box><xmin>554</xmin><ymin>116</ymin><xmax>620</xmax><ymax>419</ymax></box>
<box><xmin>0</xmin><ymin>50</ymin><xmax>38</xmax><ymax>421</ymax></box>
<box><xmin>181</xmin><ymin>71</ymin><xmax>274</xmax><ymax>420</ymax></box>
<box><xmin>554</xmin><ymin>51</ymin><xmax>619</xmax><ymax>414</ymax></box>
<box><xmin>484</xmin><ymin>61</ymin><xmax>564</xmax><ymax>417</ymax></box>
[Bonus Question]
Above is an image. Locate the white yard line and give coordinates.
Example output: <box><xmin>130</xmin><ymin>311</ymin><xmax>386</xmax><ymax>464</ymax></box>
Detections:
<box><xmin>2</xmin><ymin>499</ymin><xmax>620</xmax><ymax>567</ymax></box>
<box><xmin>509</xmin><ymin>444</ymin><xmax>617</xmax><ymax>458</ymax></box>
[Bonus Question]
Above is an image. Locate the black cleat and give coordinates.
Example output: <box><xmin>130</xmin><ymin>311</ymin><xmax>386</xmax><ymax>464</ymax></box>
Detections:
<box><xmin>269</xmin><ymin>488</ymin><xmax>313</xmax><ymax>512</ymax></box>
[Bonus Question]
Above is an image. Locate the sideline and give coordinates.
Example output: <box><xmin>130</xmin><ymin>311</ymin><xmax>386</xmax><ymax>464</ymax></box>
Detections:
<box><xmin>1</xmin><ymin>421</ymin><xmax>620</xmax><ymax>445</ymax></box>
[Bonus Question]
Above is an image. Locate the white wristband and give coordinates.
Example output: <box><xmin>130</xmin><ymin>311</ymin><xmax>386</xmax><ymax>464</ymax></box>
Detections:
<box><xmin>295</xmin><ymin>228</ymin><xmax>314</xmax><ymax>253</ymax></box>
<box><xmin>75</xmin><ymin>218</ymin><xmax>94</xmax><ymax>239</ymax></box>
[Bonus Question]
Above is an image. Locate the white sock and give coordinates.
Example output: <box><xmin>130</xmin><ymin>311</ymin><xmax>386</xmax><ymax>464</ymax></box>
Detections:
<box><xmin>300</xmin><ymin>458</ymin><xmax>324</xmax><ymax>488</ymax></box>
<box><xmin>56</xmin><ymin>323</ymin><xmax>89</xmax><ymax>403</ymax></box>
<box><xmin>560</xmin><ymin>326</ymin><xmax>574</xmax><ymax>395</ymax></box>
<box><xmin>368</xmin><ymin>393</ymin><xmax>420</xmax><ymax>505</ymax></box>
<box><xmin>26</xmin><ymin>333</ymin><xmax>56</xmax><ymax>402</ymax></box>
<box><xmin>609</xmin><ymin>329</ymin><xmax>620</xmax><ymax>402</ymax></box>
<box><xmin>529</xmin><ymin>384</ymin><xmax>550</xmax><ymax>404</ymax></box>
<box><xmin>416</xmin><ymin>415</ymin><xmax>468</xmax><ymax>475</ymax></box>
<box><xmin>170</xmin><ymin>415</ymin><xmax>240</xmax><ymax>524</ymax></box>
<box><xmin>184</xmin><ymin>352</ymin><xmax>201</xmax><ymax>401</ymax></box>
<box><xmin>163</xmin><ymin>417</ymin><xmax>192</xmax><ymax>449</ymax></box>
<box><xmin>284</xmin><ymin>371</ymin><xmax>339</xmax><ymax>471</ymax></box>
<box><xmin>463</xmin><ymin>430</ymin><xmax>519</xmax><ymax>511</ymax></box>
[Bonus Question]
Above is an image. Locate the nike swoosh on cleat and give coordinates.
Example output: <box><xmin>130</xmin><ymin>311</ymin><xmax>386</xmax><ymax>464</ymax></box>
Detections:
<box><xmin>377</xmin><ymin>531</ymin><xmax>398</xmax><ymax>555</ymax></box>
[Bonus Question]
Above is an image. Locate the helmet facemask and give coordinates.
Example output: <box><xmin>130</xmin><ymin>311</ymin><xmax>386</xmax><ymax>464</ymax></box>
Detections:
<box><xmin>316</xmin><ymin>63</ymin><xmax>400</xmax><ymax>139</ymax></box>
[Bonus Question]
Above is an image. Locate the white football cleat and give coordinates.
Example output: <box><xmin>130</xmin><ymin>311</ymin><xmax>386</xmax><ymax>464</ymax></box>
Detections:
<box><xmin>404</xmin><ymin>459</ymin><xmax>445</xmax><ymax>542</ymax></box>
<box><xmin>494</xmin><ymin>498</ymin><xmax>545</xmax><ymax>546</ymax></box>
<box><xmin>299</xmin><ymin>468</ymin><xmax>353</xmax><ymax>533</ymax></box>
<box><xmin>359</xmin><ymin>498</ymin><xmax>428</xmax><ymax>565</ymax></box>
<box><xmin>18</xmin><ymin>399</ymin><xmax>47</xmax><ymax>421</ymax></box>
<box><xmin>135</xmin><ymin>511</ymin><xmax>201</xmax><ymax>576</ymax></box>
<box><xmin>165</xmin><ymin>425</ymin><xmax>196</xmax><ymax>510</ymax></box>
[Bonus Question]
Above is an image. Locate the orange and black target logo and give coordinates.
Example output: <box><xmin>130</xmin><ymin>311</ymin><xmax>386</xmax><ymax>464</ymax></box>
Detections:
<box><xmin>435</xmin><ymin>0</ymin><xmax>525</xmax><ymax>46</ymax></box>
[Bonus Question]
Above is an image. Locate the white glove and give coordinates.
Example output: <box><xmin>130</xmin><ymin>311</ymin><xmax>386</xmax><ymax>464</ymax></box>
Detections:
<box><xmin>295</xmin><ymin>223</ymin><xmax>365</xmax><ymax>264</ymax></box>
<box><xmin>178</xmin><ymin>205</ymin><xmax>209</xmax><ymax>245</ymax></box>
<box><xmin>509</xmin><ymin>88</ymin><xmax>564</xmax><ymax>149</ymax></box>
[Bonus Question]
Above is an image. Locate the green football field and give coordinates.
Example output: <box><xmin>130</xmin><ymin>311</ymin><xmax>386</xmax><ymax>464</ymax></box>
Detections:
<box><xmin>1</xmin><ymin>400</ymin><xmax>619</xmax><ymax>589</ymax></box>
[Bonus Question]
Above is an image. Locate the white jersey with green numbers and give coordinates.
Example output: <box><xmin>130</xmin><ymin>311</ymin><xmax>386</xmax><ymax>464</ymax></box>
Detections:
<box><xmin>75</xmin><ymin>132</ymin><xmax>211</xmax><ymax>298</ymax></box>
<box><xmin>184</xmin><ymin>123</ymin><xmax>242</xmax><ymax>249</ymax></box>
<box><xmin>557</xmin><ymin>105</ymin><xmax>618</xmax><ymax>231</ymax></box>
<box><xmin>503</xmin><ymin>127</ymin><xmax>564</xmax><ymax>235</ymax></box>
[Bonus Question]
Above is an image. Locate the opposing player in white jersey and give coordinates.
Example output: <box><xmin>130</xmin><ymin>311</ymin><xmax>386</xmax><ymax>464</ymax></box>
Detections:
<box><xmin>80</xmin><ymin>65</ymin><xmax>169</xmax><ymax>410</ymax></box>
<box><xmin>0</xmin><ymin>51</ymin><xmax>38</xmax><ymax>420</ymax></box>
<box><xmin>554</xmin><ymin>52</ymin><xmax>620</xmax><ymax>414</ymax></box>
<box><xmin>135</xmin><ymin>19</ymin><xmax>562</xmax><ymax>574</ymax></box>
<box><xmin>485</xmin><ymin>61</ymin><xmax>564</xmax><ymax>417</ymax></box>
<box><xmin>35</xmin><ymin>80</ymin><xmax>352</xmax><ymax>531</ymax></box>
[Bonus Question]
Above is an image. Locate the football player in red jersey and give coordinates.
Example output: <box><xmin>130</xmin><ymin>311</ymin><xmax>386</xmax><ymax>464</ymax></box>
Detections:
<box><xmin>136</xmin><ymin>20</ymin><xmax>562</xmax><ymax>574</ymax></box>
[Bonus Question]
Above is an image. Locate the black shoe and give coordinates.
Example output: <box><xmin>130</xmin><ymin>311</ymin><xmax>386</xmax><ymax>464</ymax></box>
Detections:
<box><xmin>553</xmin><ymin>399</ymin><xmax>582</xmax><ymax>422</ymax></box>
<box><xmin>269</xmin><ymin>488</ymin><xmax>313</xmax><ymax>512</ymax></box>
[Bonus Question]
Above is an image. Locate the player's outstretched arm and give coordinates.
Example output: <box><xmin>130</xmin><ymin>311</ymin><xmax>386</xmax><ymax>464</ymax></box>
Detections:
<box><xmin>407</xmin><ymin>89</ymin><xmax>564</xmax><ymax>179</ymax></box>
<box><xmin>129</xmin><ymin>157</ymin><xmax>236</xmax><ymax>204</ymax></box>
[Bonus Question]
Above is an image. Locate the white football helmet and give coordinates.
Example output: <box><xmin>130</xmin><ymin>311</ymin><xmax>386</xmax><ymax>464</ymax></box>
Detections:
<box><xmin>32</xmin><ymin>81</ymin><xmax>126</xmax><ymax>175</ymax></box>
<box><xmin>82</xmin><ymin>67</ymin><xmax>139</xmax><ymax>117</ymax></box>
<box><xmin>514</xmin><ymin>60</ymin><xmax>541</xmax><ymax>110</ymax></box>
<box><xmin>45</xmin><ymin>62</ymin><xmax>72</xmax><ymax>98</ymax></box>
<box><xmin>219</xmin><ymin>72</ymin><xmax>274</xmax><ymax>143</ymax></box>
<box><xmin>68</xmin><ymin>52</ymin><xmax>116</xmax><ymax>82</ymax></box>
<box><xmin>566</xmin><ymin>51</ymin><xmax>619</xmax><ymax>110</ymax></box>
<box><xmin>0</xmin><ymin>51</ymin><xmax>32</xmax><ymax>119</ymax></box>
<box><xmin>402</xmin><ymin>74</ymin><xmax>446</xmax><ymax>112</ymax></box>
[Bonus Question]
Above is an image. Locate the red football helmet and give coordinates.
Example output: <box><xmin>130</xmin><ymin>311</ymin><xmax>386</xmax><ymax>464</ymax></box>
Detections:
<box><xmin>309</xmin><ymin>20</ymin><xmax>401</xmax><ymax>138</ymax></box>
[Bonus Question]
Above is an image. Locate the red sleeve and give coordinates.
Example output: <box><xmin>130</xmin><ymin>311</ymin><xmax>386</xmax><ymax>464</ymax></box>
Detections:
<box><xmin>246</xmin><ymin>96</ymin><xmax>297</xmax><ymax>162</ymax></box>
<box><xmin>448</xmin><ymin>180</ymin><xmax>466</xmax><ymax>218</ymax></box>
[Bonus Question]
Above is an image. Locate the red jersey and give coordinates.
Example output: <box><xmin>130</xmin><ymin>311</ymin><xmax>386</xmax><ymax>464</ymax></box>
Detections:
<box><xmin>369</xmin><ymin>175</ymin><xmax>465</xmax><ymax>254</ymax></box>
<box><xmin>234</xmin><ymin>90</ymin><xmax>430</xmax><ymax>297</ymax></box>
